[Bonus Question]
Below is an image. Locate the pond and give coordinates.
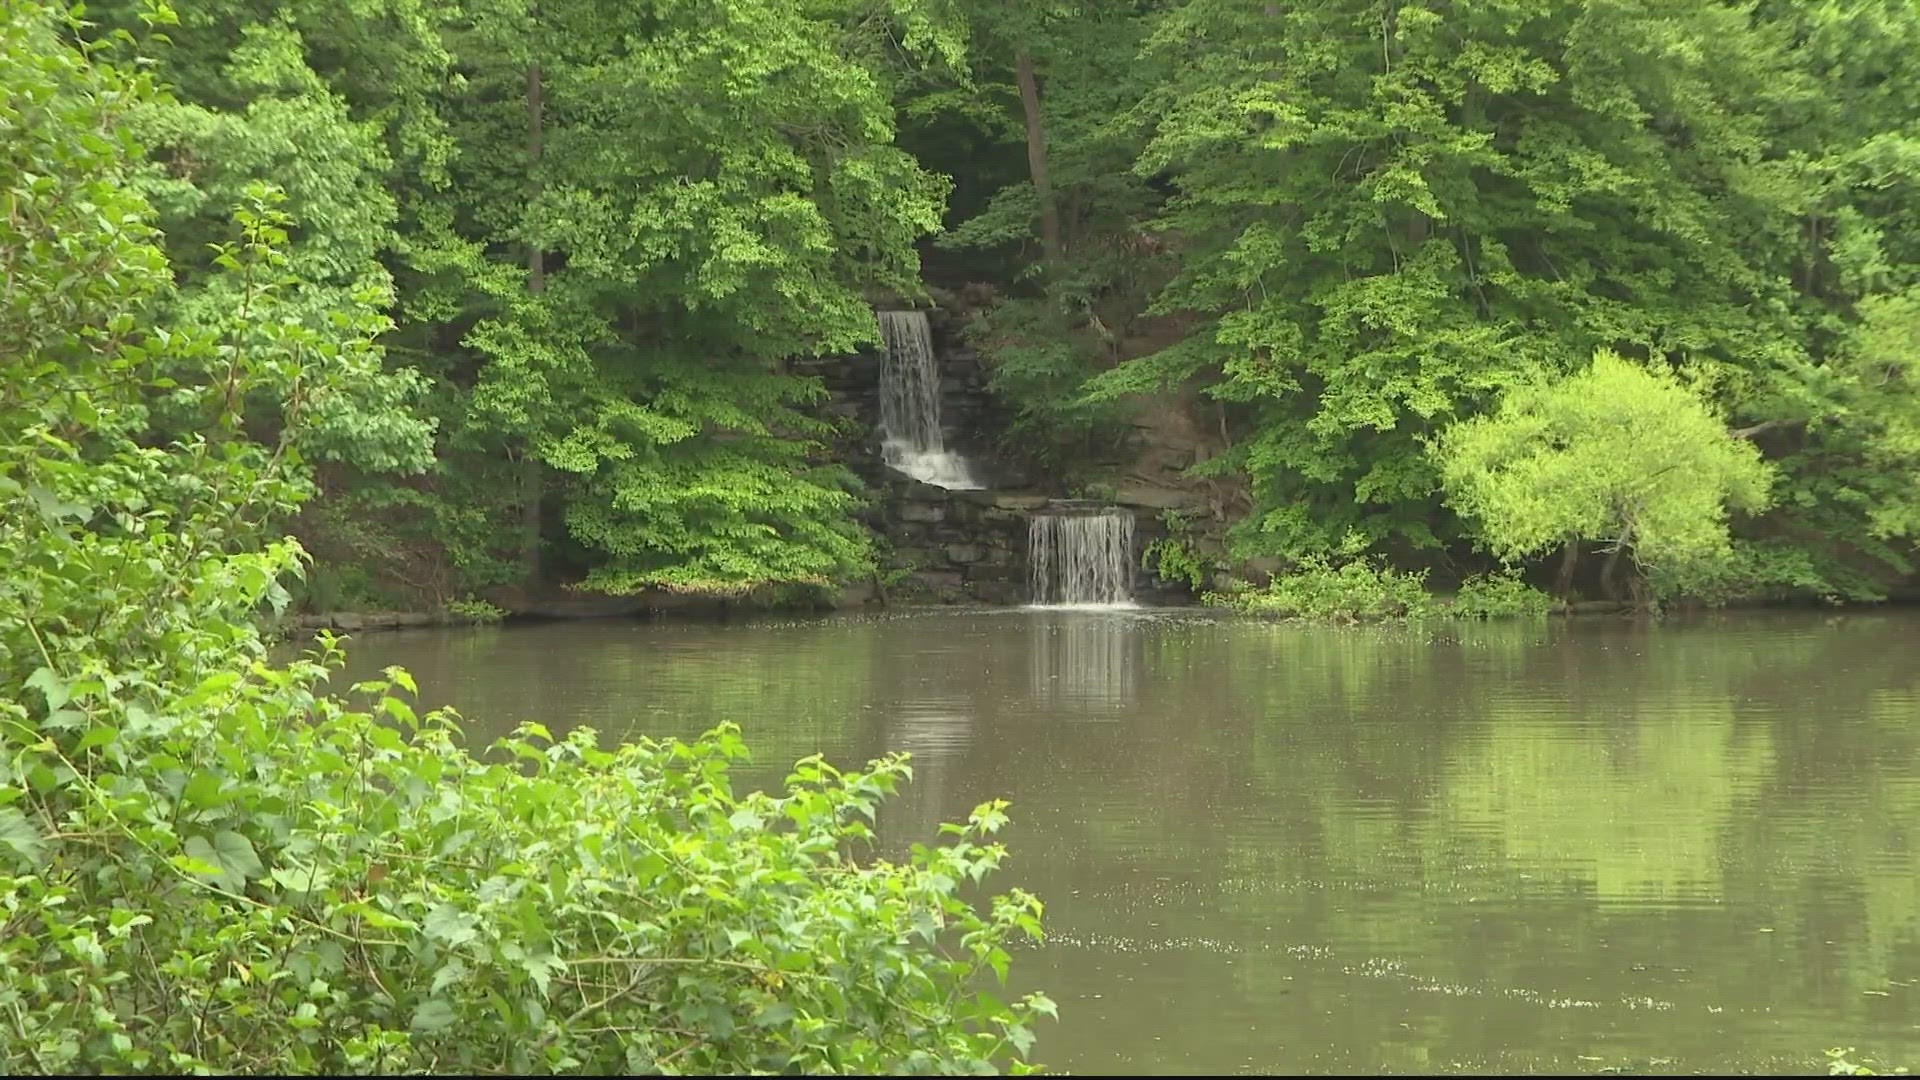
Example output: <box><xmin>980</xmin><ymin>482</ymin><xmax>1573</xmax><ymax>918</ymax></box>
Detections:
<box><xmin>331</xmin><ymin>607</ymin><xmax>1920</xmax><ymax>1074</ymax></box>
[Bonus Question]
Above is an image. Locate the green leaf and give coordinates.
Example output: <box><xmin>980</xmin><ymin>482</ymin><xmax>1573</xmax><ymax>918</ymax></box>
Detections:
<box><xmin>751</xmin><ymin>1002</ymin><xmax>796</xmax><ymax>1028</ymax></box>
<box><xmin>182</xmin><ymin>773</ymin><xmax>227</xmax><ymax>809</ymax></box>
<box><xmin>184</xmin><ymin>831</ymin><xmax>264</xmax><ymax>891</ymax></box>
<box><xmin>270</xmin><ymin>862</ymin><xmax>334</xmax><ymax>892</ymax></box>
<box><xmin>1006</xmin><ymin>1023</ymin><xmax>1036</xmax><ymax>1055</ymax></box>
<box><xmin>431</xmin><ymin>959</ymin><xmax>468</xmax><ymax>995</ymax></box>
<box><xmin>0</xmin><ymin>809</ymin><xmax>47</xmax><ymax>868</ymax></box>
<box><xmin>171</xmin><ymin>855</ymin><xmax>225</xmax><ymax>878</ymax></box>
<box><xmin>24</xmin><ymin>668</ymin><xmax>69</xmax><ymax>711</ymax></box>
<box><xmin>213</xmin><ymin>830</ymin><xmax>264</xmax><ymax>882</ymax></box>
<box><xmin>410</xmin><ymin>998</ymin><xmax>457</xmax><ymax>1033</ymax></box>
<box><xmin>27</xmin><ymin>484</ymin><xmax>91</xmax><ymax>523</ymax></box>
<box><xmin>76</xmin><ymin>724</ymin><xmax>119</xmax><ymax>752</ymax></box>
<box><xmin>521</xmin><ymin>953</ymin><xmax>561</xmax><ymax>997</ymax></box>
<box><xmin>424</xmin><ymin>903</ymin><xmax>478</xmax><ymax>948</ymax></box>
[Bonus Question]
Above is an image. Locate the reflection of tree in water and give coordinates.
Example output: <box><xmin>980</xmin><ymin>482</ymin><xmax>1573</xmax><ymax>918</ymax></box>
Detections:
<box><xmin>1194</xmin><ymin>615</ymin><xmax>1920</xmax><ymax>1069</ymax></box>
<box><xmin>335</xmin><ymin>619</ymin><xmax>885</xmax><ymax>787</ymax></box>
<box><xmin>1441</xmin><ymin>703</ymin><xmax>1774</xmax><ymax>905</ymax></box>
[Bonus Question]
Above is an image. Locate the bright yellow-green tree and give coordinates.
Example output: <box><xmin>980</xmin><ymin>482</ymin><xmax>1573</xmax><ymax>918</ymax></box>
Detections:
<box><xmin>1432</xmin><ymin>350</ymin><xmax>1774</xmax><ymax>599</ymax></box>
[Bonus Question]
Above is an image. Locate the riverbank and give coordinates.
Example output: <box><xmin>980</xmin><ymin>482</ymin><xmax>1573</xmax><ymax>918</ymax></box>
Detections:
<box><xmin>279</xmin><ymin>591</ymin><xmax>1913</xmax><ymax>642</ymax></box>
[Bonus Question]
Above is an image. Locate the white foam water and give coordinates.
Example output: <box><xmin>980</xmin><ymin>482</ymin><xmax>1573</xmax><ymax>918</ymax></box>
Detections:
<box><xmin>1028</xmin><ymin>511</ymin><xmax>1135</xmax><ymax>606</ymax></box>
<box><xmin>877</xmin><ymin>310</ymin><xmax>980</xmax><ymax>490</ymax></box>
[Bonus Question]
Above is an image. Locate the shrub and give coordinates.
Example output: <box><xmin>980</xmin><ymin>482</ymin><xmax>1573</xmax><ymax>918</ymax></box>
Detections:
<box><xmin>1142</xmin><ymin>512</ymin><xmax>1215</xmax><ymax>593</ymax></box>
<box><xmin>1211</xmin><ymin>557</ymin><xmax>1435</xmax><ymax>623</ymax></box>
<box><xmin>1447</xmin><ymin>570</ymin><xmax>1554</xmax><ymax>620</ymax></box>
<box><xmin>3</xmin><ymin>649</ymin><xmax>1053</xmax><ymax>1074</ymax></box>
<box><xmin>1209</xmin><ymin>562</ymin><xmax>1554</xmax><ymax>623</ymax></box>
<box><xmin>1143</xmin><ymin>537</ymin><xmax>1211</xmax><ymax>592</ymax></box>
<box><xmin>446</xmin><ymin>597</ymin><xmax>507</xmax><ymax>624</ymax></box>
<box><xmin>1647</xmin><ymin>539</ymin><xmax>1872</xmax><ymax>606</ymax></box>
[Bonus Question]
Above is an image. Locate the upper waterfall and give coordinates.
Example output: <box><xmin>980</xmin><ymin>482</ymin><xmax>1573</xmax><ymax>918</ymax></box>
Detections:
<box><xmin>876</xmin><ymin>310</ymin><xmax>979</xmax><ymax>490</ymax></box>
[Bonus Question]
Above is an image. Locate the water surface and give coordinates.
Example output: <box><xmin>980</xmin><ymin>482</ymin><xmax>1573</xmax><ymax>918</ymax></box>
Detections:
<box><xmin>332</xmin><ymin>608</ymin><xmax>1920</xmax><ymax>1074</ymax></box>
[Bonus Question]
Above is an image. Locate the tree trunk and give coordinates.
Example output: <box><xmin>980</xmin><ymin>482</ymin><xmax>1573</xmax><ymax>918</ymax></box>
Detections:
<box><xmin>1555</xmin><ymin>538</ymin><xmax>1580</xmax><ymax>598</ymax></box>
<box><xmin>1014</xmin><ymin>49</ymin><xmax>1063</xmax><ymax>273</ymax></box>
<box><xmin>1407</xmin><ymin>209</ymin><xmax>1430</xmax><ymax>246</ymax></box>
<box><xmin>527</xmin><ymin>63</ymin><xmax>545</xmax><ymax>294</ymax></box>
<box><xmin>520</xmin><ymin>61</ymin><xmax>545</xmax><ymax>587</ymax></box>
<box><xmin>1598</xmin><ymin>526</ymin><xmax>1632</xmax><ymax>602</ymax></box>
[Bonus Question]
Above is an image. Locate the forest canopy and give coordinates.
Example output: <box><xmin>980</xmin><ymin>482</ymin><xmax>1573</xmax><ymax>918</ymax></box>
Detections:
<box><xmin>47</xmin><ymin>0</ymin><xmax>1920</xmax><ymax>606</ymax></box>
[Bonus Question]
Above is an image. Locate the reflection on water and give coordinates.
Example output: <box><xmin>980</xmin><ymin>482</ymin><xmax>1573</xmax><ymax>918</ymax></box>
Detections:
<box><xmin>1028</xmin><ymin>610</ymin><xmax>1141</xmax><ymax>709</ymax></box>
<box><xmin>889</xmin><ymin>703</ymin><xmax>974</xmax><ymax>766</ymax></box>
<box><xmin>1443</xmin><ymin>706</ymin><xmax>1776</xmax><ymax>908</ymax></box>
<box><xmin>335</xmin><ymin>609</ymin><xmax>1920</xmax><ymax>1075</ymax></box>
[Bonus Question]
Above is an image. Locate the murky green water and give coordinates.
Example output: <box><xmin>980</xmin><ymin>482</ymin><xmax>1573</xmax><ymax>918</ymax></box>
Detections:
<box><xmin>331</xmin><ymin>608</ymin><xmax>1920</xmax><ymax>1074</ymax></box>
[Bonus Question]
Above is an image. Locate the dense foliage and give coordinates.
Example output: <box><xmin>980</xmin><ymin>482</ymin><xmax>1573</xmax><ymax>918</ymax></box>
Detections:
<box><xmin>52</xmin><ymin>0</ymin><xmax>1919</xmax><ymax>608</ymax></box>
<box><xmin>940</xmin><ymin>0</ymin><xmax>1920</xmax><ymax>604</ymax></box>
<box><xmin>82</xmin><ymin>0</ymin><xmax>964</xmax><ymax>603</ymax></box>
<box><xmin>1</xmin><ymin>3</ymin><xmax>1050</xmax><ymax>1072</ymax></box>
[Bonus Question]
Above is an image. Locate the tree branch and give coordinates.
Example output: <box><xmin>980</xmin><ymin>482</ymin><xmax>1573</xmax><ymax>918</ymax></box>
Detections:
<box><xmin>1730</xmin><ymin>418</ymin><xmax>1805</xmax><ymax>440</ymax></box>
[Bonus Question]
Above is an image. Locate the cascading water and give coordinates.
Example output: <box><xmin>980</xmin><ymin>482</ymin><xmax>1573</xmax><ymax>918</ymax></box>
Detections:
<box><xmin>1028</xmin><ymin>510</ymin><xmax>1136</xmax><ymax>606</ymax></box>
<box><xmin>877</xmin><ymin>310</ymin><xmax>979</xmax><ymax>489</ymax></box>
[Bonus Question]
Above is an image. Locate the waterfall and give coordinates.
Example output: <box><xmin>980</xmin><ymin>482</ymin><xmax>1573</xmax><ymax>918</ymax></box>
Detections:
<box><xmin>1028</xmin><ymin>510</ymin><xmax>1136</xmax><ymax>606</ymax></box>
<box><xmin>876</xmin><ymin>310</ymin><xmax>979</xmax><ymax>490</ymax></box>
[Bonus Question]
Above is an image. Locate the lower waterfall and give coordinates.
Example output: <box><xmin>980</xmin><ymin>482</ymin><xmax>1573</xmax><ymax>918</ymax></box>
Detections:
<box><xmin>1027</xmin><ymin>510</ymin><xmax>1136</xmax><ymax>606</ymax></box>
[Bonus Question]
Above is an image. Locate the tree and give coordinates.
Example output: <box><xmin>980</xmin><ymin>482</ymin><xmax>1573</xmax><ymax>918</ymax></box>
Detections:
<box><xmin>86</xmin><ymin>0</ymin><xmax>443</xmax><ymax>481</ymax></box>
<box><xmin>394</xmin><ymin>0</ymin><xmax>960</xmax><ymax>597</ymax></box>
<box><xmin>1432</xmin><ymin>350</ymin><xmax>1774</xmax><ymax>599</ymax></box>
<box><xmin>1072</xmin><ymin>0</ymin><xmax>1918</xmax><ymax>597</ymax></box>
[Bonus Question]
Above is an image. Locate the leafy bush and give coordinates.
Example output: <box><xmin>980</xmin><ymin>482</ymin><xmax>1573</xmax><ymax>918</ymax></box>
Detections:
<box><xmin>5</xmin><ymin>650</ymin><xmax>1052</xmax><ymax>1074</ymax></box>
<box><xmin>1142</xmin><ymin>511</ymin><xmax>1216</xmax><ymax>592</ymax></box>
<box><xmin>1210</xmin><ymin>558</ymin><xmax>1435</xmax><ymax>623</ymax></box>
<box><xmin>1143</xmin><ymin>537</ymin><xmax>1211</xmax><ymax>592</ymax></box>
<box><xmin>0</xmin><ymin>8</ymin><xmax>1048</xmax><ymax>1073</ymax></box>
<box><xmin>1648</xmin><ymin>539</ymin><xmax>1873</xmax><ymax>605</ymax></box>
<box><xmin>446</xmin><ymin>597</ymin><xmax>507</xmax><ymax>624</ymax></box>
<box><xmin>297</xmin><ymin>561</ymin><xmax>390</xmax><ymax>613</ymax></box>
<box><xmin>1210</xmin><ymin>562</ymin><xmax>1553</xmax><ymax>623</ymax></box>
<box><xmin>1447</xmin><ymin>570</ymin><xmax>1554</xmax><ymax>620</ymax></box>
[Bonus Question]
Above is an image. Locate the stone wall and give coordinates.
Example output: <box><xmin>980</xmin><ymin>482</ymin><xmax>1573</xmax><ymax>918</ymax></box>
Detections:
<box><xmin>866</xmin><ymin>483</ymin><xmax>1034</xmax><ymax>605</ymax></box>
<box><xmin>845</xmin><ymin>480</ymin><xmax>1191</xmax><ymax>607</ymax></box>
